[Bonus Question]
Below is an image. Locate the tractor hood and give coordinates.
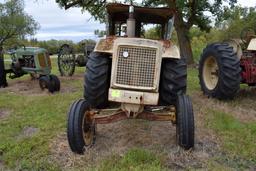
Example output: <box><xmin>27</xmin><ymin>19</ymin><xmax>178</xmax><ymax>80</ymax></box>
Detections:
<box><xmin>94</xmin><ymin>37</ymin><xmax>180</xmax><ymax>59</ymax></box>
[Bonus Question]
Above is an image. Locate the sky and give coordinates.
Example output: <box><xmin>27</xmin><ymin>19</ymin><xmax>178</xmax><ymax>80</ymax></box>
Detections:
<box><xmin>1</xmin><ymin>0</ymin><xmax>256</xmax><ymax>42</ymax></box>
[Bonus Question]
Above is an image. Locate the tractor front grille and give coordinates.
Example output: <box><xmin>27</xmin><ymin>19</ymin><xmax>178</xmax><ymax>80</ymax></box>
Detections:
<box><xmin>115</xmin><ymin>46</ymin><xmax>157</xmax><ymax>89</ymax></box>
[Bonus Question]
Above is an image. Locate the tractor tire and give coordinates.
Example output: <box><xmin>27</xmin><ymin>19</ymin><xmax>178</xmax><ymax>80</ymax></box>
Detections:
<box><xmin>58</xmin><ymin>44</ymin><xmax>76</xmax><ymax>76</ymax></box>
<box><xmin>39</xmin><ymin>76</ymin><xmax>55</xmax><ymax>93</ymax></box>
<box><xmin>49</xmin><ymin>74</ymin><xmax>60</xmax><ymax>92</ymax></box>
<box><xmin>176</xmin><ymin>94</ymin><xmax>194</xmax><ymax>150</ymax></box>
<box><xmin>0</xmin><ymin>56</ymin><xmax>7</xmax><ymax>88</ymax></box>
<box><xmin>84</xmin><ymin>52</ymin><xmax>111</xmax><ymax>108</ymax></box>
<box><xmin>67</xmin><ymin>99</ymin><xmax>96</xmax><ymax>154</ymax></box>
<box><xmin>159</xmin><ymin>58</ymin><xmax>187</xmax><ymax>105</ymax></box>
<box><xmin>199</xmin><ymin>43</ymin><xmax>241</xmax><ymax>100</ymax></box>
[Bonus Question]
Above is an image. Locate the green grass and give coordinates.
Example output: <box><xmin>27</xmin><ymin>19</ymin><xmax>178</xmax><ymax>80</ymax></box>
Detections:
<box><xmin>93</xmin><ymin>148</ymin><xmax>166</xmax><ymax>171</ymax></box>
<box><xmin>207</xmin><ymin>110</ymin><xmax>256</xmax><ymax>164</ymax></box>
<box><xmin>0</xmin><ymin>58</ymin><xmax>84</xmax><ymax>170</ymax></box>
<box><xmin>1</xmin><ymin>63</ymin><xmax>256</xmax><ymax>170</ymax></box>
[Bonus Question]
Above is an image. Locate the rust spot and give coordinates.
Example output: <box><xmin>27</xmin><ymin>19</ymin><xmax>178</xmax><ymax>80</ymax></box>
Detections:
<box><xmin>38</xmin><ymin>53</ymin><xmax>46</xmax><ymax>67</ymax></box>
<box><xmin>161</xmin><ymin>40</ymin><xmax>172</xmax><ymax>48</ymax></box>
<box><xmin>96</xmin><ymin>36</ymin><xmax>117</xmax><ymax>51</ymax></box>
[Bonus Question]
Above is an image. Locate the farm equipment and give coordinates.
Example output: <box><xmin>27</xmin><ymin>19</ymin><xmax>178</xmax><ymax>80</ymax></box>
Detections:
<box><xmin>0</xmin><ymin>46</ymin><xmax>60</xmax><ymax>93</ymax></box>
<box><xmin>67</xmin><ymin>3</ymin><xmax>195</xmax><ymax>154</ymax></box>
<box><xmin>199</xmin><ymin>27</ymin><xmax>256</xmax><ymax>99</ymax></box>
<box><xmin>57</xmin><ymin>43</ymin><xmax>95</xmax><ymax>76</ymax></box>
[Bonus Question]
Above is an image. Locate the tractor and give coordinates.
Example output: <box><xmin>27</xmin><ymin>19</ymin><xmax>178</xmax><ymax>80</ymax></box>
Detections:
<box><xmin>199</xmin><ymin>27</ymin><xmax>256</xmax><ymax>99</ymax></box>
<box><xmin>0</xmin><ymin>46</ymin><xmax>60</xmax><ymax>93</ymax></box>
<box><xmin>57</xmin><ymin>42</ymin><xmax>95</xmax><ymax>76</ymax></box>
<box><xmin>67</xmin><ymin>3</ymin><xmax>195</xmax><ymax>154</ymax></box>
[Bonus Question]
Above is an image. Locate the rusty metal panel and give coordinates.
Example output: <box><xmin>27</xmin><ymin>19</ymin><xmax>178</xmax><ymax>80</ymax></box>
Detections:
<box><xmin>38</xmin><ymin>53</ymin><xmax>46</xmax><ymax>67</ymax></box>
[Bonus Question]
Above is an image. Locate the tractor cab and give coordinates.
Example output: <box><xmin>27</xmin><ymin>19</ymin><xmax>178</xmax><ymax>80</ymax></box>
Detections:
<box><xmin>106</xmin><ymin>3</ymin><xmax>174</xmax><ymax>39</ymax></box>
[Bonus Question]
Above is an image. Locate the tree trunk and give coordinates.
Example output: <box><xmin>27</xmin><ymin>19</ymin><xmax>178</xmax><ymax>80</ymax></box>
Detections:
<box><xmin>176</xmin><ymin>26</ymin><xmax>194</xmax><ymax>64</ymax></box>
<box><xmin>174</xmin><ymin>14</ymin><xmax>194</xmax><ymax>64</ymax></box>
<box><xmin>0</xmin><ymin>46</ymin><xmax>8</xmax><ymax>88</ymax></box>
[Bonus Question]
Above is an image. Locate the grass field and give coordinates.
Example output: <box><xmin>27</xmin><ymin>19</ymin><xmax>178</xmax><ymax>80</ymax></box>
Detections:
<box><xmin>0</xmin><ymin>59</ymin><xmax>256</xmax><ymax>170</ymax></box>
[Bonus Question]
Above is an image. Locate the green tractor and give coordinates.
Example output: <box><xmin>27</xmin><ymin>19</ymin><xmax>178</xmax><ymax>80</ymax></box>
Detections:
<box><xmin>0</xmin><ymin>46</ymin><xmax>60</xmax><ymax>93</ymax></box>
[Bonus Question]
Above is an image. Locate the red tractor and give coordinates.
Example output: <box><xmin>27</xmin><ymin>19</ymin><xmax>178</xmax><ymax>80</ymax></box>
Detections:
<box><xmin>199</xmin><ymin>28</ymin><xmax>256</xmax><ymax>99</ymax></box>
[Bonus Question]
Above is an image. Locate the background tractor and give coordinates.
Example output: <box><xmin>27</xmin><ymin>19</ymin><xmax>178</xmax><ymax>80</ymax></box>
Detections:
<box><xmin>67</xmin><ymin>3</ymin><xmax>195</xmax><ymax>154</ymax></box>
<box><xmin>0</xmin><ymin>46</ymin><xmax>60</xmax><ymax>93</ymax></box>
<box><xmin>199</xmin><ymin>27</ymin><xmax>256</xmax><ymax>99</ymax></box>
<box><xmin>57</xmin><ymin>42</ymin><xmax>95</xmax><ymax>76</ymax></box>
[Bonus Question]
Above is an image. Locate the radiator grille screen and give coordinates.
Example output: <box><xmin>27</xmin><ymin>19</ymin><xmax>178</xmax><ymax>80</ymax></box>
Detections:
<box><xmin>116</xmin><ymin>46</ymin><xmax>157</xmax><ymax>88</ymax></box>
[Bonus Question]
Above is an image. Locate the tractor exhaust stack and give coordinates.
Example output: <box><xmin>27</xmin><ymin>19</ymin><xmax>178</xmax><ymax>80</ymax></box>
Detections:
<box><xmin>127</xmin><ymin>6</ymin><xmax>135</xmax><ymax>37</ymax></box>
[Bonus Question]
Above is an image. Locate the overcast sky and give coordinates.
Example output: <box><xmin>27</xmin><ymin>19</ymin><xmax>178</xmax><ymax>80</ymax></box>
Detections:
<box><xmin>1</xmin><ymin>0</ymin><xmax>255</xmax><ymax>42</ymax></box>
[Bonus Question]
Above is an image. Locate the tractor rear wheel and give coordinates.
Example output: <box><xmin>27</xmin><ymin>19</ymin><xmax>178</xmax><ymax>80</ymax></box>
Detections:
<box><xmin>39</xmin><ymin>76</ymin><xmax>55</xmax><ymax>93</ymax></box>
<box><xmin>0</xmin><ymin>56</ymin><xmax>7</xmax><ymax>88</ymax></box>
<box><xmin>84</xmin><ymin>52</ymin><xmax>111</xmax><ymax>108</ymax></box>
<box><xmin>67</xmin><ymin>99</ymin><xmax>96</xmax><ymax>154</ymax></box>
<box><xmin>159</xmin><ymin>58</ymin><xmax>187</xmax><ymax>105</ymax></box>
<box><xmin>176</xmin><ymin>94</ymin><xmax>194</xmax><ymax>150</ymax></box>
<box><xmin>199</xmin><ymin>43</ymin><xmax>241</xmax><ymax>99</ymax></box>
<box><xmin>58</xmin><ymin>44</ymin><xmax>76</xmax><ymax>76</ymax></box>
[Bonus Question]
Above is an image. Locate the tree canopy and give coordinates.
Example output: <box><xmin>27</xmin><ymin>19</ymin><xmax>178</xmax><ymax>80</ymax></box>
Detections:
<box><xmin>55</xmin><ymin>0</ymin><xmax>239</xmax><ymax>64</ymax></box>
<box><xmin>0</xmin><ymin>0</ymin><xmax>39</xmax><ymax>46</ymax></box>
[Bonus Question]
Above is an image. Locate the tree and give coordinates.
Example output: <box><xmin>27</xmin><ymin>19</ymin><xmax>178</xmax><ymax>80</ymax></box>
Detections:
<box><xmin>215</xmin><ymin>6</ymin><xmax>256</xmax><ymax>41</ymax></box>
<box><xmin>0</xmin><ymin>0</ymin><xmax>39</xmax><ymax>87</ymax></box>
<box><xmin>55</xmin><ymin>0</ymin><xmax>238</xmax><ymax>64</ymax></box>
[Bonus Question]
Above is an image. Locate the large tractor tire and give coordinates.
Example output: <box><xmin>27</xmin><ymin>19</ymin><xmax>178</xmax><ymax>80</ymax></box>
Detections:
<box><xmin>67</xmin><ymin>99</ymin><xmax>96</xmax><ymax>154</ymax></box>
<box><xmin>199</xmin><ymin>43</ymin><xmax>241</xmax><ymax>100</ymax></box>
<box><xmin>84</xmin><ymin>52</ymin><xmax>111</xmax><ymax>109</ymax></box>
<box><xmin>176</xmin><ymin>94</ymin><xmax>194</xmax><ymax>150</ymax></box>
<box><xmin>0</xmin><ymin>56</ymin><xmax>7</xmax><ymax>88</ymax></box>
<box><xmin>159</xmin><ymin>58</ymin><xmax>187</xmax><ymax>105</ymax></box>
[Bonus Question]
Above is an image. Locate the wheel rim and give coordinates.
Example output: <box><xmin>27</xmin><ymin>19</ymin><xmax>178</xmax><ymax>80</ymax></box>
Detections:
<box><xmin>82</xmin><ymin>111</ymin><xmax>95</xmax><ymax>146</ymax></box>
<box><xmin>40</xmin><ymin>81</ymin><xmax>47</xmax><ymax>90</ymax></box>
<box><xmin>203</xmin><ymin>56</ymin><xmax>219</xmax><ymax>90</ymax></box>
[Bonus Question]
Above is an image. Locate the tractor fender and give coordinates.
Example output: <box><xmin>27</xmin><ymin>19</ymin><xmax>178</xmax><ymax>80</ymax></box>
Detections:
<box><xmin>223</xmin><ymin>39</ymin><xmax>243</xmax><ymax>59</ymax></box>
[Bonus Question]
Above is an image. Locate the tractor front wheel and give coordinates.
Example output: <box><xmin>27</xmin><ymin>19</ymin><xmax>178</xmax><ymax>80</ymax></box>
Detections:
<box><xmin>67</xmin><ymin>99</ymin><xmax>96</xmax><ymax>154</ymax></box>
<box><xmin>39</xmin><ymin>76</ymin><xmax>54</xmax><ymax>93</ymax></box>
<box><xmin>199</xmin><ymin>43</ymin><xmax>241</xmax><ymax>99</ymax></box>
<box><xmin>50</xmin><ymin>74</ymin><xmax>60</xmax><ymax>92</ymax></box>
<box><xmin>176</xmin><ymin>94</ymin><xmax>194</xmax><ymax>150</ymax></box>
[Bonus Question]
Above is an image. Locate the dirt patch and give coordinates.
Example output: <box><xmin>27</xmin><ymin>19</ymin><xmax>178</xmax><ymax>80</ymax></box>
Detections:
<box><xmin>49</xmin><ymin>90</ymin><xmax>256</xmax><ymax>170</ymax></box>
<box><xmin>50</xmin><ymin>117</ymin><xmax>222</xmax><ymax>170</ymax></box>
<box><xmin>0</xmin><ymin>109</ymin><xmax>11</xmax><ymax>120</ymax></box>
<box><xmin>17</xmin><ymin>126</ymin><xmax>40</xmax><ymax>140</ymax></box>
<box><xmin>0</xmin><ymin>74</ymin><xmax>83</xmax><ymax>96</ymax></box>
